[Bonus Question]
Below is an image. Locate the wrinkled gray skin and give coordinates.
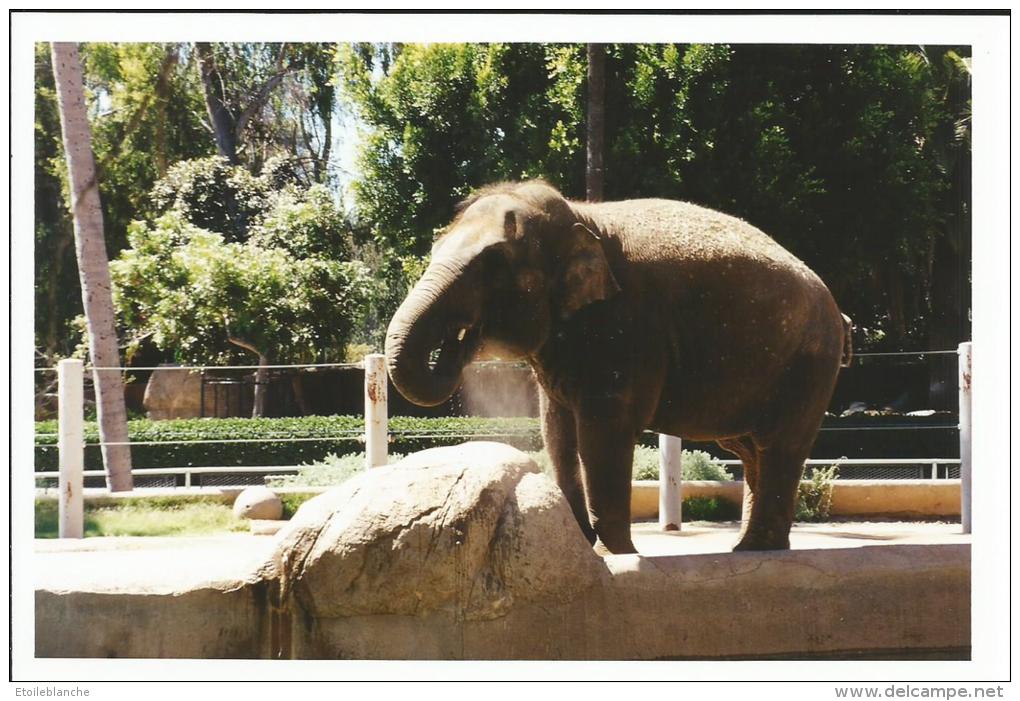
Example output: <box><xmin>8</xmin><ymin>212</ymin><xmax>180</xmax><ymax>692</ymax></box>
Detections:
<box><xmin>385</xmin><ymin>180</ymin><xmax>849</xmax><ymax>554</ymax></box>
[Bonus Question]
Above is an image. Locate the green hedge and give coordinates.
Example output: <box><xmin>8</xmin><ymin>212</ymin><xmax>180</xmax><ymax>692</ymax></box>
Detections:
<box><xmin>34</xmin><ymin>416</ymin><xmax>543</xmax><ymax>471</ymax></box>
<box><xmin>35</xmin><ymin>412</ymin><xmax>954</xmax><ymax>473</ymax></box>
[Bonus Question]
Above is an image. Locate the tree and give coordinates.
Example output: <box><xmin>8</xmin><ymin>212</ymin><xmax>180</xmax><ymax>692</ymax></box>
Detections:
<box><xmin>341</xmin><ymin>42</ymin><xmax>971</xmax><ymax>351</ymax></box>
<box><xmin>338</xmin><ymin>43</ymin><xmax>587</xmax><ymax>258</ymax></box>
<box><xmin>51</xmin><ymin>42</ymin><xmax>133</xmax><ymax>491</ymax></box>
<box><xmin>35</xmin><ymin>42</ymin><xmax>343</xmax><ymax>365</ymax></box>
<box><xmin>81</xmin><ymin>42</ymin><xmax>211</xmax><ymax>255</ymax></box>
<box><xmin>193</xmin><ymin>42</ymin><xmax>338</xmax><ymax>183</ymax></box>
<box><xmin>34</xmin><ymin>43</ymin><xmax>80</xmax><ymax>361</ymax></box>
<box><xmin>110</xmin><ymin>158</ymin><xmax>372</xmax><ymax>417</ymax></box>
<box><xmin>35</xmin><ymin>42</ymin><xmax>210</xmax><ymax>360</ymax></box>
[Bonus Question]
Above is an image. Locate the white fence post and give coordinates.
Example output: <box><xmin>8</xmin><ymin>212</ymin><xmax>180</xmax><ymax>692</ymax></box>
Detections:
<box><xmin>364</xmin><ymin>354</ymin><xmax>388</xmax><ymax>469</ymax></box>
<box><xmin>958</xmin><ymin>342</ymin><xmax>972</xmax><ymax>534</ymax></box>
<box><xmin>658</xmin><ymin>433</ymin><xmax>683</xmax><ymax>531</ymax></box>
<box><xmin>58</xmin><ymin>359</ymin><xmax>84</xmax><ymax>539</ymax></box>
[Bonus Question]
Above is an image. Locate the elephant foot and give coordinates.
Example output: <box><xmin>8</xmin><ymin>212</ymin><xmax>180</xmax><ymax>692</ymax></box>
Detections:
<box><xmin>733</xmin><ymin>531</ymin><xmax>791</xmax><ymax>552</ymax></box>
<box><xmin>593</xmin><ymin>536</ymin><xmax>638</xmax><ymax>556</ymax></box>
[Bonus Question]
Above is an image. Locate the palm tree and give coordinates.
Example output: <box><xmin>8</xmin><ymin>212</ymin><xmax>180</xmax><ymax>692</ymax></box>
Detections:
<box><xmin>51</xmin><ymin>42</ymin><xmax>133</xmax><ymax>492</ymax></box>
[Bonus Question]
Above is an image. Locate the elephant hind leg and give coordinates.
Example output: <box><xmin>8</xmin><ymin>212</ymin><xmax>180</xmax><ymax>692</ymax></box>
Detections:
<box><xmin>732</xmin><ymin>442</ymin><xmax>810</xmax><ymax>551</ymax></box>
<box><xmin>718</xmin><ymin>436</ymin><xmax>758</xmax><ymax>491</ymax></box>
<box><xmin>539</xmin><ymin>389</ymin><xmax>596</xmax><ymax>545</ymax></box>
<box><xmin>734</xmin><ymin>350</ymin><xmax>840</xmax><ymax>551</ymax></box>
<box><xmin>717</xmin><ymin>436</ymin><xmax>759</xmax><ymax>543</ymax></box>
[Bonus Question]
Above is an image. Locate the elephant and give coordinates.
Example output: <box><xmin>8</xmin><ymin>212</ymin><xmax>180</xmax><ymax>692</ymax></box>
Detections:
<box><xmin>384</xmin><ymin>180</ymin><xmax>851</xmax><ymax>555</ymax></box>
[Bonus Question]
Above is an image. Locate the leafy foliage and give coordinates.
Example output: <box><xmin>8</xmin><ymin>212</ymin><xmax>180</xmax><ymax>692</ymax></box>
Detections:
<box><xmin>111</xmin><ymin>216</ymin><xmax>371</xmax><ymax>366</ymax></box>
<box><xmin>265</xmin><ymin>451</ymin><xmax>405</xmax><ymax>488</ymax></box>
<box><xmin>338</xmin><ymin>43</ymin><xmax>589</xmax><ymax>257</ymax></box>
<box><xmin>34</xmin><ymin>42</ymin><xmax>342</xmax><ymax>360</ymax></box>
<box><xmin>682</xmin><ymin>496</ymin><xmax>742</xmax><ymax>522</ymax></box>
<box><xmin>795</xmin><ymin>463</ymin><xmax>841</xmax><ymax>522</ymax></box>
<box><xmin>631</xmin><ymin>446</ymin><xmax>732</xmax><ymax>481</ymax></box>
<box><xmin>35</xmin><ymin>40</ymin><xmax>971</xmax><ymax>371</ymax></box>
<box><xmin>193</xmin><ymin>43</ymin><xmax>338</xmax><ymax>181</ymax></box>
<box><xmin>110</xmin><ymin>157</ymin><xmax>372</xmax><ymax>366</ymax></box>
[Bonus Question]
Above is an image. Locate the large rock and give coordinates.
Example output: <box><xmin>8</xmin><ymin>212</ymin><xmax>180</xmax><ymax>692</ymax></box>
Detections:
<box><xmin>143</xmin><ymin>365</ymin><xmax>204</xmax><ymax>419</ymax></box>
<box><xmin>269</xmin><ymin>442</ymin><xmax>603</xmax><ymax>623</ymax></box>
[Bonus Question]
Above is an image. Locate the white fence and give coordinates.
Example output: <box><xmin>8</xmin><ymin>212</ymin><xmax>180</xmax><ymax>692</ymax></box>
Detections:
<box><xmin>40</xmin><ymin>344</ymin><xmax>973</xmax><ymax>538</ymax></box>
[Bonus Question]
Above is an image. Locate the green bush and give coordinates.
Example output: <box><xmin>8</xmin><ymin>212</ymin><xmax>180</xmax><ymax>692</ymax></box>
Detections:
<box><xmin>526</xmin><ymin>446</ymin><xmax>731</xmax><ymax>483</ymax></box>
<box><xmin>682</xmin><ymin>496</ymin><xmax>742</xmax><ymax>521</ymax></box>
<box><xmin>265</xmin><ymin>452</ymin><xmax>404</xmax><ymax>488</ymax></box>
<box><xmin>631</xmin><ymin>447</ymin><xmax>732</xmax><ymax>481</ymax></box>
<box><xmin>795</xmin><ymin>463</ymin><xmax>840</xmax><ymax>522</ymax></box>
<box><xmin>278</xmin><ymin>492</ymin><xmax>315</xmax><ymax>519</ymax></box>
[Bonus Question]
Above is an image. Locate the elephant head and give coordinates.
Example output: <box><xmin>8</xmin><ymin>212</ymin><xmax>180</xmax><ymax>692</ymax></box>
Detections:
<box><xmin>384</xmin><ymin>180</ymin><xmax>620</xmax><ymax>406</ymax></box>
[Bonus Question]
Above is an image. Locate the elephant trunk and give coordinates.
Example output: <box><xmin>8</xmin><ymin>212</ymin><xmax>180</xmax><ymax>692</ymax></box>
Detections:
<box><xmin>384</xmin><ymin>260</ymin><xmax>481</xmax><ymax>407</ymax></box>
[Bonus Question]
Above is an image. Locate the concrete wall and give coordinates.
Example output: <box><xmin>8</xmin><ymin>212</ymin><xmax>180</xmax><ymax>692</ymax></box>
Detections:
<box><xmin>631</xmin><ymin>479</ymin><xmax>962</xmax><ymax>520</ymax></box>
<box><xmin>35</xmin><ymin>586</ymin><xmax>268</xmax><ymax>658</ymax></box>
<box><xmin>35</xmin><ymin>543</ymin><xmax>969</xmax><ymax>660</ymax></box>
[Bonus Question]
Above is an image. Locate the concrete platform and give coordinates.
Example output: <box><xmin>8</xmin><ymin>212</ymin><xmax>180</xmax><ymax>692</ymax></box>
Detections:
<box><xmin>630</xmin><ymin>519</ymin><xmax>969</xmax><ymax>555</ymax></box>
<box><xmin>34</xmin><ymin>521</ymin><xmax>970</xmax><ymax>660</ymax></box>
<box><xmin>32</xmin><ymin>521</ymin><xmax>968</xmax><ymax>595</ymax></box>
<box><xmin>34</xmin><ymin>519</ymin><xmax>969</xmax><ymax>585</ymax></box>
<box><xmin>34</xmin><ymin>534</ymin><xmax>278</xmax><ymax>595</ymax></box>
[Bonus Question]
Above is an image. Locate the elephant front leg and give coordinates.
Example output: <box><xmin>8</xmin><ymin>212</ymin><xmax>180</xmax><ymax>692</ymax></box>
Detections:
<box><xmin>540</xmin><ymin>389</ymin><xmax>596</xmax><ymax>545</ymax></box>
<box><xmin>575</xmin><ymin>415</ymin><xmax>638</xmax><ymax>555</ymax></box>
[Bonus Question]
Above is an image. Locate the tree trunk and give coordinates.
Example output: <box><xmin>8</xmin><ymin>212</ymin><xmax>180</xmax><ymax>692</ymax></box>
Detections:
<box><xmin>227</xmin><ymin>336</ymin><xmax>270</xmax><ymax>418</ymax></box>
<box><xmin>51</xmin><ymin>43</ymin><xmax>134</xmax><ymax>492</ymax></box>
<box><xmin>291</xmin><ymin>374</ymin><xmax>312</xmax><ymax>415</ymax></box>
<box><xmin>195</xmin><ymin>42</ymin><xmax>239</xmax><ymax>164</ymax></box>
<box><xmin>319</xmin><ymin>106</ymin><xmax>332</xmax><ymax>185</ymax></box>
<box><xmin>253</xmin><ymin>354</ymin><xmax>270</xmax><ymax>418</ymax></box>
<box><xmin>586</xmin><ymin>43</ymin><xmax>606</xmax><ymax>202</ymax></box>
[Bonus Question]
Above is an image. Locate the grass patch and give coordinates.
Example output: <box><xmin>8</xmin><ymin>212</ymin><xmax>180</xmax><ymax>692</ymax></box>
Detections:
<box><xmin>34</xmin><ymin>499</ymin><xmax>248</xmax><ymax>538</ymax></box>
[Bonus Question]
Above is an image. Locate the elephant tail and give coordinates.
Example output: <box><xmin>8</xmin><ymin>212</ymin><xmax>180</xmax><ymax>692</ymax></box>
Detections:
<box><xmin>840</xmin><ymin>313</ymin><xmax>854</xmax><ymax>368</ymax></box>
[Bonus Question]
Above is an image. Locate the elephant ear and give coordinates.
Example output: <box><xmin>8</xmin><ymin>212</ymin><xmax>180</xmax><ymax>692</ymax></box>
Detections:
<box><xmin>555</xmin><ymin>223</ymin><xmax>621</xmax><ymax>319</ymax></box>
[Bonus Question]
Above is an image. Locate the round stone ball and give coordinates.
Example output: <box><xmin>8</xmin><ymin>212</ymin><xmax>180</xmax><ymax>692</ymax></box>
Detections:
<box><xmin>233</xmin><ymin>486</ymin><xmax>284</xmax><ymax>521</ymax></box>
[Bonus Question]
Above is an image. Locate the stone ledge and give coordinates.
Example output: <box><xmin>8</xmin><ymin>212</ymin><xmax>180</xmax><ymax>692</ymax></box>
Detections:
<box><xmin>34</xmin><ymin>537</ymin><xmax>969</xmax><ymax>660</ymax></box>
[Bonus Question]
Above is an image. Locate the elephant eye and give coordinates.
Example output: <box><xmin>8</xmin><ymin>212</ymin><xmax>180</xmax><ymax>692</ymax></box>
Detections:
<box><xmin>515</xmin><ymin>268</ymin><xmax>542</xmax><ymax>294</ymax></box>
<box><xmin>481</xmin><ymin>244</ymin><xmax>512</xmax><ymax>279</ymax></box>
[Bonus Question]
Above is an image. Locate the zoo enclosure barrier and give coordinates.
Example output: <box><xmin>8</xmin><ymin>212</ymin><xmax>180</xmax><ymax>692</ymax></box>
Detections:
<box><xmin>40</xmin><ymin>343</ymin><xmax>972</xmax><ymax>538</ymax></box>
